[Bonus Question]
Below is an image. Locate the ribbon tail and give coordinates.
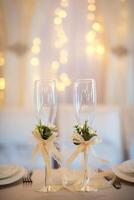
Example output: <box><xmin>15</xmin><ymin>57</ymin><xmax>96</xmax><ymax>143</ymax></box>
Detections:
<box><xmin>91</xmin><ymin>147</ymin><xmax>108</xmax><ymax>163</ymax></box>
<box><xmin>41</xmin><ymin>146</ymin><xmax>51</xmax><ymax>177</ymax></box>
<box><xmin>66</xmin><ymin>148</ymin><xmax>81</xmax><ymax>166</ymax></box>
<box><xmin>51</xmin><ymin>145</ymin><xmax>62</xmax><ymax>165</ymax></box>
<box><xmin>32</xmin><ymin>144</ymin><xmax>40</xmax><ymax>160</ymax></box>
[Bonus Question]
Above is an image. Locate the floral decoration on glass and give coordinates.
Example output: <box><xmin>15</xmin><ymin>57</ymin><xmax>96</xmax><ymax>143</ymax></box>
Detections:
<box><xmin>66</xmin><ymin>121</ymin><xmax>105</xmax><ymax>192</ymax></box>
<box><xmin>65</xmin><ymin>79</ymin><xmax>107</xmax><ymax>192</ymax></box>
<box><xmin>33</xmin><ymin>79</ymin><xmax>62</xmax><ymax>192</ymax></box>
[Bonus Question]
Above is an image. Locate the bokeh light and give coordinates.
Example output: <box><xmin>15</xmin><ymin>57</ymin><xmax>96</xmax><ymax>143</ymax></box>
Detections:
<box><xmin>0</xmin><ymin>57</ymin><xmax>5</xmax><ymax>66</ymax></box>
<box><xmin>0</xmin><ymin>78</ymin><xmax>5</xmax><ymax>90</ymax></box>
<box><xmin>30</xmin><ymin>57</ymin><xmax>40</xmax><ymax>66</ymax></box>
<box><xmin>96</xmin><ymin>45</ymin><xmax>105</xmax><ymax>55</ymax></box>
<box><xmin>88</xmin><ymin>4</ymin><xmax>96</xmax><ymax>12</ymax></box>
<box><xmin>92</xmin><ymin>22</ymin><xmax>102</xmax><ymax>32</ymax></box>
<box><xmin>31</xmin><ymin>46</ymin><xmax>40</xmax><ymax>54</ymax></box>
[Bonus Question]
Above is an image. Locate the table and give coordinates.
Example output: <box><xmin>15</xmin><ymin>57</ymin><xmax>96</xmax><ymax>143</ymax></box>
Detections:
<box><xmin>0</xmin><ymin>170</ymin><xmax>134</xmax><ymax>200</ymax></box>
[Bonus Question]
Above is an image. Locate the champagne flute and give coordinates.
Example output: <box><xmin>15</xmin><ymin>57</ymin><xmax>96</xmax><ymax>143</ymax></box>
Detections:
<box><xmin>34</xmin><ymin>79</ymin><xmax>57</xmax><ymax>192</ymax></box>
<box><xmin>74</xmin><ymin>79</ymin><xmax>96</xmax><ymax>125</ymax></box>
<box><xmin>34</xmin><ymin>79</ymin><xmax>57</xmax><ymax>125</ymax></box>
<box><xmin>74</xmin><ymin>79</ymin><xmax>97</xmax><ymax>191</ymax></box>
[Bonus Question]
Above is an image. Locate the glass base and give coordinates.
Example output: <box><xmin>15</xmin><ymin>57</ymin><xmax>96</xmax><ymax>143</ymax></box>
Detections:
<box><xmin>37</xmin><ymin>185</ymin><xmax>62</xmax><ymax>193</ymax></box>
<box><xmin>74</xmin><ymin>183</ymin><xmax>97</xmax><ymax>192</ymax></box>
<box><xmin>64</xmin><ymin>182</ymin><xmax>97</xmax><ymax>192</ymax></box>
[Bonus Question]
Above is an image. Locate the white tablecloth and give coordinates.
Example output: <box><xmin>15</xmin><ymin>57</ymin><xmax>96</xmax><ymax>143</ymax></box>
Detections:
<box><xmin>0</xmin><ymin>169</ymin><xmax>134</xmax><ymax>200</ymax></box>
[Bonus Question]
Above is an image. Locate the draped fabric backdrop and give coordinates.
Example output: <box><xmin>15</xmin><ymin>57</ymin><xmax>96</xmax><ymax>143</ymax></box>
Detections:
<box><xmin>0</xmin><ymin>0</ymin><xmax>134</xmax><ymax>108</ymax></box>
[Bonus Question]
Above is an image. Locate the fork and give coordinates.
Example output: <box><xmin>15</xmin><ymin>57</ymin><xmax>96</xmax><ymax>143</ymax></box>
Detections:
<box><xmin>98</xmin><ymin>168</ymin><xmax>121</xmax><ymax>189</ymax></box>
<box><xmin>22</xmin><ymin>170</ymin><xmax>33</xmax><ymax>185</ymax></box>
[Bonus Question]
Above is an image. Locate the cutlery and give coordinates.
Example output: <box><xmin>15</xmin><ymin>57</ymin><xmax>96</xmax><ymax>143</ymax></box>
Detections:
<box><xmin>98</xmin><ymin>168</ymin><xmax>121</xmax><ymax>189</ymax></box>
<box><xmin>22</xmin><ymin>170</ymin><xmax>33</xmax><ymax>185</ymax></box>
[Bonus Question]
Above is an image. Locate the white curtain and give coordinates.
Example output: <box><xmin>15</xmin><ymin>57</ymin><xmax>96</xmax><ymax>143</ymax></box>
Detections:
<box><xmin>0</xmin><ymin>0</ymin><xmax>134</xmax><ymax>107</ymax></box>
<box><xmin>99</xmin><ymin>0</ymin><xmax>134</xmax><ymax>105</ymax></box>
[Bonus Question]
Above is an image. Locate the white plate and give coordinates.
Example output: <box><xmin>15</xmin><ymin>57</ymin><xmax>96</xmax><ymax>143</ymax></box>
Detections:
<box><xmin>0</xmin><ymin>165</ymin><xmax>19</xmax><ymax>179</ymax></box>
<box><xmin>112</xmin><ymin>165</ymin><xmax>134</xmax><ymax>183</ymax></box>
<box><xmin>0</xmin><ymin>166</ymin><xmax>26</xmax><ymax>186</ymax></box>
<box><xmin>118</xmin><ymin>160</ymin><xmax>134</xmax><ymax>174</ymax></box>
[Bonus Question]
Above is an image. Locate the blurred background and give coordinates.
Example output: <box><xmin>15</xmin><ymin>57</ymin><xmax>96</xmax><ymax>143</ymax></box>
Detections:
<box><xmin>0</xmin><ymin>0</ymin><xmax>134</xmax><ymax>169</ymax></box>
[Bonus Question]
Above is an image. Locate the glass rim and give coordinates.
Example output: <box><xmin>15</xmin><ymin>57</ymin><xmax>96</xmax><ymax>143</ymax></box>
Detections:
<box><xmin>34</xmin><ymin>78</ymin><xmax>56</xmax><ymax>84</ymax></box>
<box><xmin>75</xmin><ymin>78</ymin><xmax>95</xmax><ymax>82</ymax></box>
<box><xmin>74</xmin><ymin>79</ymin><xmax>96</xmax><ymax>86</ymax></box>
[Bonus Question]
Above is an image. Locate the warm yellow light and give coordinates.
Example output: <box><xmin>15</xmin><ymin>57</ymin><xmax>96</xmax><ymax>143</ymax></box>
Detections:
<box><xmin>0</xmin><ymin>78</ymin><xmax>5</xmax><ymax>90</ymax></box>
<box><xmin>31</xmin><ymin>45</ymin><xmax>40</xmax><ymax>54</ymax></box>
<box><xmin>92</xmin><ymin>22</ymin><xmax>102</xmax><ymax>32</ymax></box>
<box><xmin>30</xmin><ymin>57</ymin><xmax>39</xmax><ymax>66</ymax></box>
<box><xmin>59</xmin><ymin>10</ymin><xmax>67</xmax><ymax>18</ymax></box>
<box><xmin>56</xmin><ymin>81</ymin><xmax>65</xmax><ymax>92</ymax></box>
<box><xmin>54</xmin><ymin>17</ymin><xmax>62</xmax><ymax>25</ymax></box>
<box><xmin>86</xmin><ymin>31</ymin><xmax>96</xmax><ymax>42</ymax></box>
<box><xmin>55</xmin><ymin>8</ymin><xmax>67</xmax><ymax>18</ymax></box>
<box><xmin>86</xmin><ymin>46</ymin><xmax>95</xmax><ymax>54</ymax></box>
<box><xmin>0</xmin><ymin>57</ymin><xmax>5</xmax><ymax>66</ymax></box>
<box><xmin>60</xmin><ymin>73</ymin><xmax>71</xmax><ymax>86</ymax></box>
<box><xmin>88</xmin><ymin>4</ymin><xmax>96</xmax><ymax>12</ymax></box>
<box><xmin>96</xmin><ymin>45</ymin><xmax>105</xmax><ymax>55</ymax></box>
<box><xmin>33</xmin><ymin>37</ymin><xmax>41</xmax><ymax>45</ymax></box>
<box><xmin>87</xmin><ymin>13</ymin><xmax>95</xmax><ymax>21</ymax></box>
<box><xmin>51</xmin><ymin>61</ymin><xmax>60</xmax><ymax>70</ymax></box>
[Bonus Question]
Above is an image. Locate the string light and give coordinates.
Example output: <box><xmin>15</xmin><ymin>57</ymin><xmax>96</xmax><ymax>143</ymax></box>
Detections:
<box><xmin>86</xmin><ymin>0</ymin><xmax>106</xmax><ymax>57</ymax></box>
<box><xmin>31</xmin><ymin>46</ymin><xmax>40</xmax><ymax>54</ymax></box>
<box><xmin>0</xmin><ymin>78</ymin><xmax>5</xmax><ymax>90</ymax></box>
<box><xmin>30</xmin><ymin>57</ymin><xmax>39</xmax><ymax>66</ymax></box>
<box><xmin>55</xmin><ymin>8</ymin><xmax>67</xmax><ymax>18</ymax></box>
<box><xmin>96</xmin><ymin>44</ymin><xmax>105</xmax><ymax>55</ymax></box>
<box><xmin>88</xmin><ymin>4</ymin><xmax>96</xmax><ymax>12</ymax></box>
<box><xmin>30</xmin><ymin>36</ymin><xmax>41</xmax><ymax>83</ymax></box>
<box><xmin>51</xmin><ymin>0</ymin><xmax>71</xmax><ymax>92</ymax></box>
<box><xmin>92</xmin><ymin>22</ymin><xmax>102</xmax><ymax>32</ymax></box>
<box><xmin>60</xmin><ymin>73</ymin><xmax>71</xmax><ymax>86</ymax></box>
<box><xmin>54</xmin><ymin>17</ymin><xmax>62</xmax><ymax>25</ymax></box>
<box><xmin>86</xmin><ymin>31</ymin><xmax>96</xmax><ymax>42</ymax></box>
<box><xmin>0</xmin><ymin>57</ymin><xmax>5</xmax><ymax>66</ymax></box>
<box><xmin>86</xmin><ymin>46</ymin><xmax>95</xmax><ymax>54</ymax></box>
<box><xmin>56</xmin><ymin>80</ymin><xmax>65</xmax><ymax>91</ymax></box>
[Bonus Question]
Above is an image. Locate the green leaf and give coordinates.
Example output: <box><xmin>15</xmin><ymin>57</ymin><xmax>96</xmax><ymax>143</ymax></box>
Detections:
<box><xmin>74</xmin><ymin>121</ymin><xmax>97</xmax><ymax>142</ymax></box>
<box><xmin>35</xmin><ymin>121</ymin><xmax>55</xmax><ymax>140</ymax></box>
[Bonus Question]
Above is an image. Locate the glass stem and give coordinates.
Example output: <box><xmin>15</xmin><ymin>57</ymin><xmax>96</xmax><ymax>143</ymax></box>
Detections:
<box><xmin>83</xmin><ymin>148</ymin><xmax>89</xmax><ymax>185</ymax></box>
<box><xmin>45</xmin><ymin>165</ymin><xmax>47</xmax><ymax>187</ymax></box>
